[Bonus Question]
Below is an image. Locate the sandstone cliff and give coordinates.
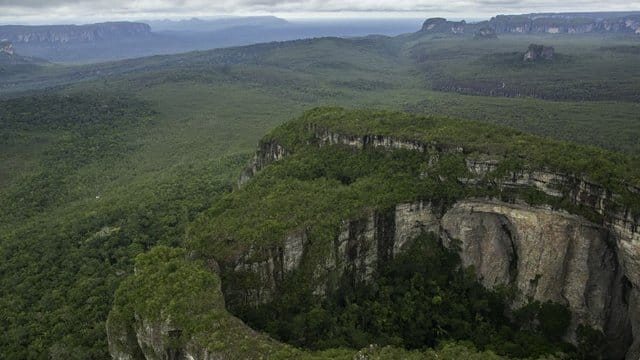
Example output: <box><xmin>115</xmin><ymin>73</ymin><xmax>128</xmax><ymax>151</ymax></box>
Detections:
<box><xmin>229</xmin><ymin>126</ymin><xmax>640</xmax><ymax>359</ymax></box>
<box><xmin>421</xmin><ymin>13</ymin><xmax>640</xmax><ymax>35</ymax></box>
<box><xmin>0</xmin><ymin>22</ymin><xmax>151</xmax><ymax>44</ymax></box>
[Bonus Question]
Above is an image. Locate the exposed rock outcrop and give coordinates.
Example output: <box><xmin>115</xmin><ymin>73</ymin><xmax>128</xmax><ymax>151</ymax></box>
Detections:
<box><xmin>474</xmin><ymin>27</ymin><xmax>498</xmax><ymax>39</ymax></box>
<box><xmin>106</xmin><ymin>246</ymin><xmax>289</xmax><ymax>360</ymax></box>
<box><xmin>524</xmin><ymin>44</ymin><xmax>555</xmax><ymax>61</ymax></box>
<box><xmin>233</xmin><ymin>128</ymin><xmax>640</xmax><ymax>359</ymax></box>
<box><xmin>421</xmin><ymin>18</ymin><xmax>467</xmax><ymax>34</ymax></box>
<box><xmin>237</xmin><ymin>140</ymin><xmax>287</xmax><ymax>188</ymax></box>
<box><xmin>420</xmin><ymin>13</ymin><xmax>640</xmax><ymax>36</ymax></box>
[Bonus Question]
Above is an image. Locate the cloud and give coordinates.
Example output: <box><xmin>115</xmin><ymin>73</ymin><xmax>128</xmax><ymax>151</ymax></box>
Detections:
<box><xmin>1</xmin><ymin>0</ymin><xmax>639</xmax><ymax>23</ymax></box>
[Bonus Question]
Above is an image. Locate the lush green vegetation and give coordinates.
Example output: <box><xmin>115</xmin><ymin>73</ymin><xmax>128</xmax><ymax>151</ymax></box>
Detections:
<box><xmin>408</xmin><ymin>34</ymin><xmax>640</xmax><ymax>102</ymax></box>
<box><xmin>2</xmin><ymin>27</ymin><xmax>640</xmax><ymax>359</ymax></box>
<box><xmin>110</xmin><ymin>244</ymin><xmax>568</xmax><ymax>360</ymax></box>
<box><xmin>193</xmin><ymin>105</ymin><xmax>640</xmax><ymax>268</ymax></box>
<box><xmin>0</xmin><ymin>93</ymin><xmax>249</xmax><ymax>358</ymax></box>
<box><xmin>190</xmin><ymin>136</ymin><xmax>472</xmax><ymax>263</ymax></box>
<box><xmin>188</xmin><ymin>108</ymin><xmax>628</xmax><ymax>358</ymax></box>
<box><xmin>269</xmin><ymin>107</ymin><xmax>640</xmax><ymax>207</ymax></box>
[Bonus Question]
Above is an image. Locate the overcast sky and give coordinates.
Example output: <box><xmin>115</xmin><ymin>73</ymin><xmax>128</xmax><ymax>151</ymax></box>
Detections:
<box><xmin>1</xmin><ymin>0</ymin><xmax>639</xmax><ymax>24</ymax></box>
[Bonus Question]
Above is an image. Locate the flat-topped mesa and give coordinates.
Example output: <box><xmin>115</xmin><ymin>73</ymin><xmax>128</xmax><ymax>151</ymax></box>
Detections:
<box><xmin>0</xmin><ymin>22</ymin><xmax>151</xmax><ymax>44</ymax></box>
<box><xmin>231</xmin><ymin>113</ymin><xmax>640</xmax><ymax>359</ymax></box>
<box><xmin>241</xmin><ymin>124</ymin><xmax>639</xmax><ymax>225</ymax></box>
<box><xmin>309</xmin><ymin>124</ymin><xmax>462</xmax><ymax>153</ymax></box>
<box><xmin>418</xmin><ymin>13</ymin><xmax>640</xmax><ymax>35</ymax></box>
<box><xmin>421</xmin><ymin>18</ymin><xmax>467</xmax><ymax>34</ymax></box>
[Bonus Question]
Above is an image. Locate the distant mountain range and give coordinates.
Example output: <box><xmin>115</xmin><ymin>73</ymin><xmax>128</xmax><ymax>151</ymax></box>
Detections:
<box><xmin>0</xmin><ymin>22</ymin><xmax>151</xmax><ymax>44</ymax></box>
<box><xmin>2</xmin><ymin>12</ymin><xmax>638</xmax><ymax>64</ymax></box>
<box><xmin>422</xmin><ymin>12</ymin><xmax>640</xmax><ymax>35</ymax></box>
<box><xmin>0</xmin><ymin>17</ymin><xmax>423</xmax><ymax>63</ymax></box>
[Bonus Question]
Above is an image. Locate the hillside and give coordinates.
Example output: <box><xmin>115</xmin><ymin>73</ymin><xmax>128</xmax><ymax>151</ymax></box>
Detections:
<box><xmin>112</xmin><ymin>108</ymin><xmax>640</xmax><ymax>359</ymax></box>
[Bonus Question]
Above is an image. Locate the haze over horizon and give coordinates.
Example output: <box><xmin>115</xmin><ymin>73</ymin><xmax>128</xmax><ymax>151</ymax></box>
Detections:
<box><xmin>1</xmin><ymin>0</ymin><xmax>639</xmax><ymax>25</ymax></box>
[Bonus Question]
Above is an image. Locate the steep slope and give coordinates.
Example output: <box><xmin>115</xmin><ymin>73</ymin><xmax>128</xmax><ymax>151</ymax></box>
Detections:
<box><xmin>187</xmin><ymin>108</ymin><xmax>640</xmax><ymax>359</ymax></box>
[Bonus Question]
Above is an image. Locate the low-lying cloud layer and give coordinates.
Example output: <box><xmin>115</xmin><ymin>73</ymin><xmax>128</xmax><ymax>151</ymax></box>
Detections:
<box><xmin>1</xmin><ymin>0</ymin><xmax>639</xmax><ymax>23</ymax></box>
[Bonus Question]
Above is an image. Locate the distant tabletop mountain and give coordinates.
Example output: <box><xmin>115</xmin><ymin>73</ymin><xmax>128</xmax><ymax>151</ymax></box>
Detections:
<box><xmin>421</xmin><ymin>12</ymin><xmax>640</xmax><ymax>35</ymax></box>
<box><xmin>0</xmin><ymin>22</ymin><xmax>151</xmax><ymax>44</ymax></box>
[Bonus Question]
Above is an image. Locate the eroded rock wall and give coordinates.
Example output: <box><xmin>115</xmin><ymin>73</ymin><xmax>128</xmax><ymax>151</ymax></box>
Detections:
<box><xmin>232</xmin><ymin>129</ymin><xmax>640</xmax><ymax>358</ymax></box>
<box><xmin>442</xmin><ymin>200</ymin><xmax>632</xmax><ymax>356</ymax></box>
<box><xmin>227</xmin><ymin>198</ymin><xmax>635</xmax><ymax>357</ymax></box>
<box><xmin>0</xmin><ymin>22</ymin><xmax>151</xmax><ymax>44</ymax></box>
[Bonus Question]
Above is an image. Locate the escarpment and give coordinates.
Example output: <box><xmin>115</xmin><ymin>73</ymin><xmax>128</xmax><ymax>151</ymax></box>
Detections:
<box><xmin>224</xmin><ymin>110</ymin><xmax>640</xmax><ymax>359</ymax></box>
<box><xmin>0</xmin><ymin>22</ymin><xmax>151</xmax><ymax>44</ymax></box>
<box><xmin>420</xmin><ymin>13</ymin><xmax>640</xmax><ymax>35</ymax></box>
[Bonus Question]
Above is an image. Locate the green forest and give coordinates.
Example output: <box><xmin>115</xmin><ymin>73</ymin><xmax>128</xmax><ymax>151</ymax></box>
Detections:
<box><xmin>1</xmin><ymin>22</ymin><xmax>640</xmax><ymax>360</ymax></box>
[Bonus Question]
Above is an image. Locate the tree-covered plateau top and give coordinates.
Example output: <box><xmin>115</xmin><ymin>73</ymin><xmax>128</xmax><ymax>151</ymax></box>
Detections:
<box><xmin>190</xmin><ymin>107</ymin><xmax>640</xmax><ymax>263</ymax></box>
<box><xmin>268</xmin><ymin>107</ymin><xmax>639</xmax><ymax>185</ymax></box>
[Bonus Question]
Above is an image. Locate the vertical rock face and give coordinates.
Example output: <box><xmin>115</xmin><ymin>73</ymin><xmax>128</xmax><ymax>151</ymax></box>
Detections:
<box><xmin>0</xmin><ymin>22</ymin><xmax>151</xmax><ymax>44</ymax></box>
<box><xmin>227</xmin><ymin>197</ymin><xmax>634</xmax><ymax>357</ymax></box>
<box><xmin>225</xmin><ymin>202</ymin><xmax>441</xmax><ymax>305</ymax></box>
<box><xmin>442</xmin><ymin>200</ymin><xmax>632</xmax><ymax>357</ymax></box>
<box><xmin>237</xmin><ymin>140</ymin><xmax>287</xmax><ymax>188</ymax></box>
<box><xmin>524</xmin><ymin>44</ymin><xmax>555</xmax><ymax>61</ymax></box>
<box><xmin>393</xmin><ymin>202</ymin><xmax>440</xmax><ymax>253</ymax></box>
<box><xmin>230</xmin><ymin>129</ymin><xmax>640</xmax><ymax>358</ymax></box>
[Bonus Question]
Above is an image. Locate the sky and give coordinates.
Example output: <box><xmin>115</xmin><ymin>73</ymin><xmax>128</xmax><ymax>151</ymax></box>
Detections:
<box><xmin>1</xmin><ymin>0</ymin><xmax>639</xmax><ymax>24</ymax></box>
